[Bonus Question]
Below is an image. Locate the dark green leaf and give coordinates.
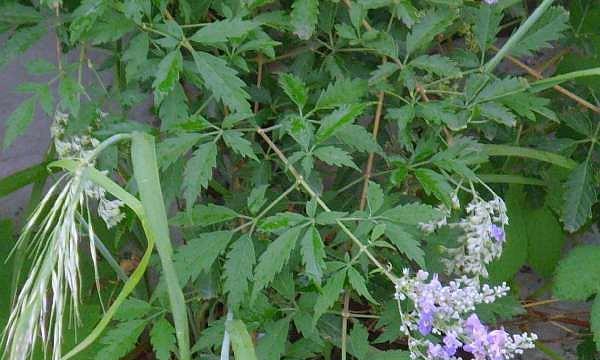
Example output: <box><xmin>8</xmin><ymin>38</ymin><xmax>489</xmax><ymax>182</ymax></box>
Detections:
<box><xmin>150</xmin><ymin>317</ymin><xmax>176</xmax><ymax>360</ymax></box>
<box><xmin>554</xmin><ymin>245</ymin><xmax>600</xmax><ymax>301</ymax></box>
<box><xmin>313</xmin><ymin>146</ymin><xmax>359</xmax><ymax>170</ymax></box>
<box><xmin>256</xmin><ymin>318</ymin><xmax>290</xmax><ymax>360</ymax></box>
<box><xmin>347</xmin><ymin>267</ymin><xmax>378</xmax><ymax>304</ymax></box>
<box><xmin>224</xmin><ymin>235</ymin><xmax>256</xmax><ymax>309</ymax></box>
<box><xmin>182</xmin><ymin>142</ymin><xmax>218</xmax><ymax>207</ymax></box>
<box><xmin>300</xmin><ymin>226</ymin><xmax>326</xmax><ymax>285</ymax></box>
<box><xmin>2</xmin><ymin>97</ymin><xmax>36</xmax><ymax>149</ymax></box>
<box><xmin>316</xmin><ymin>78</ymin><xmax>368</xmax><ymax>109</ymax></box>
<box><xmin>316</xmin><ymin>104</ymin><xmax>366</xmax><ymax>142</ymax></box>
<box><xmin>190</xmin><ymin>19</ymin><xmax>259</xmax><ymax>43</ymax></box>
<box><xmin>94</xmin><ymin>319</ymin><xmax>148</xmax><ymax>360</ymax></box>
<box><xmin>169</xmin><ymin>204</ymin><xmax>238</xmax><ymax>227</ymax></box>
<box><xmin>279</xmin><ymin>73</ymin><xmax>308</xmax><ymax>110</ymax></box>
<box><xmin>414</xmin><ymin>168</ymin><xmax>453</xmax><ymax>208</ymax></box>
<box><xmin>291</xmin><ymin>0</ymin><xmax>319</xmax><ymax>40</ymax></box>
<box><xmin>406</xmin><ymin>9</ymin><xmax>455</xmax><ymax>56</ymax></box>
<box><xmin>226</xmin><ymin>319</ymin><xmax>258</xmax><ymax>360</ymax></box>
<box><xmin>563</xmin><ymin>162</ymin><xmax>596</xmax><ymax>232</ymax></box>
<box><xmin>314</xmin><ymin>269</ymin><xmax>346</xmax><ymax>322</ymax></box>
<box><xmin>223</xmin><ymin>130</ymin><xmax>258</xmax><ymax>160</ymax></box>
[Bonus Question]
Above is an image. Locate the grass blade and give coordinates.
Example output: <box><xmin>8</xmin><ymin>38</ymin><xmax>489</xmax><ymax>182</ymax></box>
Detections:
<box><xmin>483</xmin><ymin>144</ymin><xmax>577</xmax><ymax>169</ymax></box>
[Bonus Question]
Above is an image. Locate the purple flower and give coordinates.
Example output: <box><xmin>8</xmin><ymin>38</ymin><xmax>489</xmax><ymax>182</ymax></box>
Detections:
<box><xmin>443</xmin><ymin>333</ymin><xmax>461</xmax><ymax>356</ymax></box>
<box><xmin>428</xmin><ymin>343</ymin><xmax>450</xmax><ymax>359</ymax></box>
<box><xmin>490</xmin><ymin>224</ymin><xmax>505</xmax><ymax>242</ymax></box>
<box><xmin>488</xmin><ymin>329</ymin><xmax>509</xmax><ymax>360</ymax></box>
<box><xmin>418</xmin><ymin>311</ymin><xmax>434</xmax><ymax>335</ymax></box>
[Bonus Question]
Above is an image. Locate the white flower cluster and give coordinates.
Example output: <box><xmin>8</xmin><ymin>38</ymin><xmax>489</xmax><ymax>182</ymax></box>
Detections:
<box><xmin>394</xmin><ymin>270</ymin><xmax>537</xmax><ymax>360</ymax></box>
<box><xmin>445</xmin><ymin>197</ymin><xmax>508</xmax><ymax>278</ymax></box>
<box><xmin>51</xmin><ymin>110</ymin><xmax>124</xmax><ymax>228</ymax></box>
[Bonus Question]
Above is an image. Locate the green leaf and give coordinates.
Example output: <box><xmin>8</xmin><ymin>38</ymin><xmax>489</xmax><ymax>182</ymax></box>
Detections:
<box><xmin>475</xmin><ymin>294</ymin><xmax>525</xmax><ymax>324</ymax></box>
<box><xmin>526</xmin><ymin>207</ymin><xmax>565</xmax><ymax>278</ymax></box>
<box><xmin>256</xmin><ymin>318</ymin><xmax>290</xmax><ymax>360</ymax></box>
<box><xmin>59</xmin><ymin>76</ymin><xmax>81</xmax><ymax>116</ymax></box>
<box><xmin>591</xmin><ymin>297</ymin><xmax>600</xmax><ymax>351</ymax></box>
<box><xmin>114</xmin><ymin>298</ymin><xmax>153</xmax><ymax>321</ymax></box>
<box><xmin>248</xmin><ymin>185</ymin><xmax>269</xmax><ymax>214</ymax></box>
<box><xmin>348</xmin><ymin>322</ymin><xmax>370</xmax><ymax>359</ymax></box>
<box><xmin>291</xmin><ymin>0</ymin><xmax>319</xmax><ymax>40</ymax></box>
<box><xmin>335</xmin><ymin>124</ymin><xmax>381</xmax><ymax>153</ymax></box>
<box><xmin>384</xmin><ymin>223</ymin><xmax>425</xmax><ymax>267</ymax></box>
<box><xmin>483</xmin><ymin>144</ymin><xmax>577</xmax><ymax>170</ymax></box>
<box><xmin>316</xmin><ymin>104</ymin><xmax>366</xmax><ymax>142</ymax></box>
<box><xmin>171</xmin><ymin>231</ymin><xmax>233</xmax><ymax>286</ymax></box>
<box><xmin>94</xmin><ymin>319</ymin><xmax>148</xmax><ymax>360</ymax></box>
<box><xmin>366</xmin><ymin>181</ymin><xmax>384</xmax><ymax>214</ymax></box>
<box><xmin>123</xmin><ymin>32</ymin><xmax>149</xmax><ymax>82</ymax></box>
<box><xmin>279</xmin><ymin>73</ymin><xmax>308</xmax><ymax>110</ymax></box>
<box><xmin>381</xmin><ymin>203</ymin><xmax>444</xmax><ymax>225</ymax></box>
<box><xmin>406</xmin><ymin>9</ymin><xmax>455</xmax><ymax>56</ymax></box>
<box><xmin>554</xmin><ymin>245</ymin><xmax>600</xmax><ymax>301</ymax></box>
<box><xmin>347</xmin><ymin>267</ymin><xmax>378</xmax><ymax>304</ymax></box>
<box><xmin>150</xmin><ymin>317</ymin><xmax>176</xmax><ymax>360</ymax></box>
<box><xmin>224</xmin><ymin>235</ymin><xmax>256</xmax><ymax>310</ymax></box>
<box><xmin>226</xmin><ymin>319</ymin><xmax>258</xmax><ymax>360</ymax></box>
<box><xmin>414</xmin><ymin>168</ymin><xmax>453</xmax><ymax>208</ymax></box>
<box><xmin>509</xmin><ymin>6</ymin><xmax>569</xmax><ymax>57</ymax></box>
<box><xmin>479</xmin><ymin>102</ymin><xmax>517</xmax><ymax>127</ymax></box>
<box><xmin>152</xmin><ymin>50</ymin><xmax>182</xmax><ymax>104</ymax></box>
<box><xmin>192</xmin><ymin>50</ymin><xmax>251</xmax><ymax>114</ymax></box>
<box><xmin>253</xmin><ymin>226</ymin><xmax>304</xmax><ymax>297</ymax></box>
<box><xmin>159</xmin><ymin>83</ymin><xmax>189</xmax><ymax>130</ymax></box>
<box><xmin>25</xmin><ymin>59</ymin><xmax>56</xmax><ymax>75</ymax></box>
<box><xmin>488</xmin><ymin>185</ymin><xmax>528</xmax><ymax>282</ymax></box>
<box><xmin>190</xmin><ymin>18</ymin><xmax>259</xmax><ymax>43</ymax></box>
<box><xmin>563</xmin><ymin>162</ymin><xmax>597</xmax><ymax>232</ymax></box>
<box><xmin>0</xmin><ymin>3</ymin><xmax>42</xmax><ymax>26</ymax></box>
<box><xmin>2</xmin><ymin>97</ymin><xmax>36</xmax><ymax>149</ymax></box>
<box><xmin>0</xmin><ymin>163</ymin><xmax>49</xmax><ymax>199</ymax></box>
<box><xmin>300</xmin><ymin>226</ymin><xmax>326</xmax><ymax>285</ymax></box>
<box><xmin>314</xmin><ymin>269</ymin><xmax>346</xmax><ymax>322</ymax></box>
<box><xmin>259</xmin><ymin>212</ymin><xmax>308</xmax><ymax>232</ymax></box>
<box><xmin>157</xmin><ymin>133</ymin><xmax>202</xmax><ymax>170</ymax></box>
<box><xmin>410</xmin><ymin>55</ymin><xmax>460</xmax><ymax>77</ymax></box>
<box><xmin>316</xmin><ymin>78</ymin><xmax>368</xmax><ymax>109</ymax></box>
<box><xmin>223</xmin><ymin>130</ymin><xmax>258</xmax><ymax>160</ymax></box>
<box><xmin>169</xmin><ymin>204</ymin><xmax>238</xmax><ymax>227</ymax></box>
<box><xmin>0</xmin><ymin>24</ymin><xmax>46</xmax><ymax>70</ymax></box>
<box><xmin>472</xmin><ymin>3</ymin><xmax>502</xmax><ymax>53</ymax></box>
<box><xmin>182</xmin><ymin>142</ymin><xmax>218</xmax><ymax>207</ymax></box>
<box><xmin>315</xmin><ymin>211</ymin><xmax>348</xmax><ymax>225</ymax></box>
<box><xmin>313</xmin><ymin>146</ymin><xmax>359</xmax><ymax>170</ymax></box>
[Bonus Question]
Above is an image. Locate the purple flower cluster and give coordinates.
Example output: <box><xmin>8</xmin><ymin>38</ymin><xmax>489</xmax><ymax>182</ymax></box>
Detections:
<box><xmin>395</xmin><ymin>270</ymin><xmax>536</xmax><ymax>360</ymax></box>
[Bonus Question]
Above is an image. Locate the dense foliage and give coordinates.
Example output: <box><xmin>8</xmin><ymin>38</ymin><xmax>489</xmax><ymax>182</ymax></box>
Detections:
<box><xmin>2</xmin><ymin>0</ymin><xmax>600</xmax><ymax>359</ymax></box>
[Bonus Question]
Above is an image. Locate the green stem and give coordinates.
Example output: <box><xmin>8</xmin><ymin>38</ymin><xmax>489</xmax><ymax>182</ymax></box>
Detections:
<box><xmin>483</xmin><ymin>0</ymin><xmax>555</xmax><ymax>73</ymax></box>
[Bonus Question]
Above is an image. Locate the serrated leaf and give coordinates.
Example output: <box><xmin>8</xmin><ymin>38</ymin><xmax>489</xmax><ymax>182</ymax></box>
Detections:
<box><xmin>472</xmin><ymin>3</ymin><xmax>502</xmax><ymax>53</ymax></box>
<box><xmin>384</xmin><ymin>222</ymin><xmax>424</xmax><ymax>267</ymax></box>
<box><xmin>287</xmin><ymin>115</ymin><xmax>314</xmax><ymax>150</ymax></box>
<box><xmin>316</xmin><ymin>104</ymin><xmax>366</xmax><ymax>142</ymax></box>
<box><xmin>291</xmin><ymin>0</ymin><xmax>319</xmax><ymax>40</ymax></box>
<box><xmin>94</xmin><ymin>319</ymin><xmax>148</xmax><ymax>360</ymax></box>
<box><xmin>406</xmin><ymin>9</ymin><xmax>455</xmax><ymax>56</ymax></box>
<box><xmin>315</xmin><ymin>211</ymin><xmax>348</xmax><ymax>225</ymax></box>
<box><xmin>182</xmin><ymin>142</ymin><xmax>218</xmax><ymax>207</ymax></box>
<box><xmin>224</xmin><ymin>235</ymin><xmax>256</xmax><ymax>309</ymax></box>
<box><xmin>169</xmin><ymin>204</ymin><xmax>238</xmax><ymax>227</ymax></box>
<box><xmin>159</xmin><ymin>83</ymin><xmax>189</xmax><ymax>130</ymax></box>
<box><xmin>475</xmin><ymin>294</ymin><xmax>525</xmax><ymax>324</ymax></box>
<box><xmin>316</xmin><ymin>78</ymin><xmax>368</xmax><ymax>109</ymax></box>
<box><xmin>414</xmin><ymin>168</ymin><xmax>453</xmax><ymax>208</ymax></box>
<box><xmin>59</xmin><ymin>76</ymin><xmax>81</xmax><ymax>116</ymax></box>
<box><xmin>381</xmin><ymin>203</ymin><xmax>444</xmax><ymax>225</ymax></box>
<box><xmin>314</xmin><ymin>269</ymin><xmax>346</xmax><ymax>322</ymax></box>
<box><xmin>253</xmin><ymin>226</ymin><xmax>304</xmax><ymax>297</ymax></box>
<box><xmin>510</xmin><ymin>6</ymin><xmax>569</xmax><ymax>57</ymax></box>
<box><xmin>367</xmin><ymin>181</ymin><xmax>384</xmax><ymax>214</ymax></box>
<box><xmin>114</xmin><ymin>298</ymin><xmax>153</xmax><ymax>321</ymax></box>
<box><xmin>192</xmin><ymin>50</ymin><xmax>251</xmax><ymax>114</ymax></box>
<box><xmin>348</xmin><ymin>322</ymin><xmax>370</xmax><ymax>359</ymax></box>
<box><xmin>279</xmin><ymin>73</ymin><xmax>308</xmax><ymax>110</ymax></box>
<box><xmin>259</xmin><ymin>212</ymin><xmax>308</xmax><ymax>232</ymax></box>
<box><xmin>226</xmin><ymin>319</ymin><xmax>258</xmax><ymax>360</ymax></box>
<box><xmin>256</xmin><ymin>318</ymin><xmax>290</xmax><ymax>360</ymax></box>
<box><xmin>157</xmin><ymin>133</ymin><xmax>202</xmax><ymax>170</ymax></box>
<box><xmin>152</xmin><ymin>50</ymin><xmax>182</xmax><ymax>104</ymax></box>
<box><xmin>333</xmin><ymin>125</ymin><xmax>380</xmax><ymax>154</ymax></box>
<box><xmin>554</xmin><ymin>245</ymin><xmax>600</xmax><ymax>301</ymax></box>
<box><xmin>347</xmin><ymin>267</ymin><xmax>378</xmax><ymax>304</ymax></box>
<box><xmin>563</xmin><ymin>162</ymin><xmax>596</xmax><ymax>232</ymax></box>
<box><xmin>223</xmin><ymin>130</ymin><xmax>258</xmax><ymax>160</ymax></box>
<box><xmin>248</xmin><ymin>185</ymin><xmax>269</xmax><ymax>214</ymax></box>
<box><xmin>300</xmin><ymin>226</ymin><xmax>326</xmax><ymax>285</ymax></box>
<box><xmin>25</xmin><ymin>59</ymin><xmax>55</xmax><ymax>75</ymax></box>
<box><xmin>190</xmin><ymin>18</ymin><xmax>259</xmax><ymax>43</ymax></box>
<box><xmin>479</xmin><ymin>102</ymin><xmax>517</xmax><ymax>127</ymax></box>
<box><xmin>0</xmin><ymin>23</ymin><xmax>46</xmax><ymax>70</ymax></box>
<box><xmin>192</xmin><ymin>319</ymin><xmax>225</xmax><ymax>352</ymax></box>
<box><xmin>150</xmin><ymin>317</ymin><xmax>176</xmax><ymax>360</ymax></box>
<box><xmin>2</xmin><ymin>97</ymin><xmax>36</xmax><ymax>149</ymax></box>
<box><xmin>123</xmin><ymin>32</ymin><xmax>149</xmax><ymax>83</ymax></box>
<box><xmin>170</xmin><ymin>231</ymin><xmax>233</xmax><ymax>287</ymax></box>
<box><xmin>313</xmin><ymin>146</ymin><xmax>359</xmax><ymax>170</ymax></box>
<box><xmin>410</xmin><ymin>55</ymin><xmax>460</xmax><ymax>77</ymax></box>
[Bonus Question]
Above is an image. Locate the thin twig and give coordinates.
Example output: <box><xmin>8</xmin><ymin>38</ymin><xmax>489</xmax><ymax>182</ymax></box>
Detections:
<box><xmin>359</xmin><ymin>90</ymin><xmax>385</xmax><ymax>210</ymax></box>
<box><xmin>491</xmin><ymin>45</ymin><xmax>600</xmax><ymax>113</ymax></box>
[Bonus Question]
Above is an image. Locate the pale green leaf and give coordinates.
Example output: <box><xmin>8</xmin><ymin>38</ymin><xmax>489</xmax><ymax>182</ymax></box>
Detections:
<box><xmin>0</xmin><ymin>24</ymin><xmax>46</xmax><ymax>70</ymax></box>
<box><xmin>169</xmin><ymin>204</ymin><xmax>238</xmax><ymax>227</ymax></box>
<box><xmin>479</xmin><ymin>102</ymin><xmax>517</xmax><ymax>127</ymax></box>
<box><xmin>316</xmin><ymin>104</ymin><xmax>366</xmax><ymax>142</ymax></box>
<box><xmin>313</xmin><ymin>146</ymin><xmax>359</xmax><ymax>170</ymax></box>
<box><xmin>259</xmin><ymin>212</ymin><xmax>308</xmax><ymax>232</ymax></box>
<box><xmin>314</xmin><ymin>269</ymin><xmax>346</xmax><ymax>322</ymax></box>
<box><xmin>410</xmin><ymin>55</ymin><xmax>460</xmax><ymax>77</ymax></box>
<box><xmin>381</xmin><ymin>203</ymin><xmax>444</xmax><ymax>225</ymax></box>
<box><xmin>182</xmin><ymin>142</ymin><xmax>218</xmax><ymax>207</ymax></box>
<box><xmin>256</xmin><ymin>318</ymin><xmax>290</xmax><ymax>360</ymax></box>
<box><xmin>414</xmin><ymin>168</ymin><xmax>453</xmax><ymax>208</ymax></box>
<box><xmin>157</xmin><ymin>133</ymin><xmax>202</xmax><ymax>170</ymax></box>
<box><xmin>224</xmin><ymin>235</ymin><xmax>255</xmax><ymax>309</ymax></box>
<box><xmin>223</xmin><ymin>130</ymin><xmax>258</xmax><ymax>160</ymax></box>
<box><xmin>472</xmin><ymin>4</ymin><xmax>502</xmax><ymax>53</ymax></box>
<box><xmin>406</xmin><ymin>10</ymin><xmax>455</xmax><ymax>56</ymax></box>
<box><xmin>563</xmin><ymin>162</ymin><xmax>596</xmax><ymax>232</ymax></box>
<box><xmin>190</xmin><ymin>18</ymin><xmax>259</xmax><ymax>43</ymax></box>
<box><xmin>554</xmin><ymin>245</ymin><xmax>600</xmax><ymax>301</ymax></box>
<box><xmin>509</xmin><ymin>6</ymin><xmax>569</xmax><ymax>57</ymax></box>
<box><xmin>152</xmin><ymin>50</ymin><xmax>182</xmax><ymax>104</ymax></box>
<box><xmin>384</xmin><ymin>223</ymin><xmax>424</xmax><ymax>267</ymax></box>
<box><xmin>2</xmin><ymin>97</ymin><xmax>36</xmax><ymax>149</ymax></box>
<box><xmin>335</xmin><ymin>124</ymin><xmax>381</xmax><ymax>153</ymax></box>
<box><xmin>526</xmin><ymin>207</ymin><xmax>565</xmax><ymax>278</ymax></box>
<box><xmin>150</xmin><ymin>317</ymin><xmax>176</xmax><ymax>360</ymax></box>
<box><xmin>347</xmin><ymin>267</ymin><xmax>378</xmax><ymax>304</ymax></box>
<box><xmin>226</xmin><ymin>319</ymin><xmax>258</xmax><ymax>360</ymax></box>
<box><xmin>366</xmin><ymin>181</ymin><xmax>384</xmax><ymax>214</ymax></box>
<box><xmin>291</xmin><ymin>0</ymin><xmax>319</xmax><ymax>40</ymax></box>
<box><xmin>94</xmin><ymin>319</ymin><xmax>148</xmax><ymax>360</ymax></box>
<box><xmin>279</xmin><ymin>73</ymin><xmax>308</xmax><ymax>110</ymax></box>
<box><xmin>114</xmin><ymin>298</ymin><xmax>153</xmax><ymax>321</ymax></box>
<box><xmin>316</xmin><ymin>78</ymin><xmax>368</xmax><ymax>109</ymax></box>
<box><xmin>300</xmin><ymin>226</ymin><xmax>326</xmax><ymax>285</ymax></box>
